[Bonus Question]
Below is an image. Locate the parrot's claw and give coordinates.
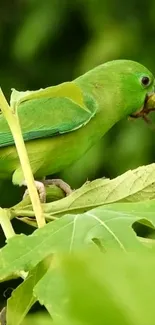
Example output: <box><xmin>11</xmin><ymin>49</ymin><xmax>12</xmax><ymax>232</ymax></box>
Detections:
<box><xmin>43</xmin><ymin>178</ymin><xmax>73</xmax><ymax>196</ymax></box>
<box><xmin>22</xmin><ymin>180</ymin><xmax>46</xmax><ymax>203</ymax></box>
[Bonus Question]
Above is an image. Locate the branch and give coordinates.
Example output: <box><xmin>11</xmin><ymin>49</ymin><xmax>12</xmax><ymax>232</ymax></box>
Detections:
<box><xmin>0</xmin><ymin>89</ymin><xmax>45</xmax><ymax>228</ymax></box>
<box><xmin>0</xmin><ymin>208</ymin><xmax>15</xmax><ymax>238</ymax></box>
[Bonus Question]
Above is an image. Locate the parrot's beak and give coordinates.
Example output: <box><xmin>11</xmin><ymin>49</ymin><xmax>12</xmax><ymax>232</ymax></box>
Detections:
<box><xmin>129</xmin><ymin>93</ymin><xmax>155</xmax><ymax>124</ymax></box>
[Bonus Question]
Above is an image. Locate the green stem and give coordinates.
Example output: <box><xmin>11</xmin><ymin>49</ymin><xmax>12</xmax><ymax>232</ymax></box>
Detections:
<box><xmin>0</xmin><ymin>208</ymin><xmax>28</xmax><ymax>279</ymax></box>
<box><xmin>0</xmin><ymin>208</ymin><xmax>15</xmax><ymax>238</ymax></box>
<box><xmin>0</xmin><ymin>89</ymin><xmax>45</xmax><ymax>228</ymax></box>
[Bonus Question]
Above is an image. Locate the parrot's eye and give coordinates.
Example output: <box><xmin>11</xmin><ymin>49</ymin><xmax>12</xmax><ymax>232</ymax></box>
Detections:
<box><xmin>141</xmin><ymin>76</ymin><xmax>150</xmax><ymax>87</ymax></box>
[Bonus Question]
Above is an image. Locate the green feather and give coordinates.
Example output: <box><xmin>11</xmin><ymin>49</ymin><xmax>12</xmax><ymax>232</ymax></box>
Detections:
<box><xmin>0</xmin><ymin>83</ymin><xmax>97</xmax><ymax>147</ymax></box>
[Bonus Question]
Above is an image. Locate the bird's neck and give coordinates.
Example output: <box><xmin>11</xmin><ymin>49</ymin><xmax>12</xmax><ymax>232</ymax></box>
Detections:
<box><xmin>75</xmin><ymin>76</ymin><xmax>124</xmax><ymax>143</ymax></box>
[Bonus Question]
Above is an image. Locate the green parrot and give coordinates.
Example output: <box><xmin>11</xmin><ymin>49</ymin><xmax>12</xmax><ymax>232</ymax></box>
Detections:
<box><xmin>0</xmin><ymin>59</ymin><xmax>154</xmax><ymax>201</ymax></box>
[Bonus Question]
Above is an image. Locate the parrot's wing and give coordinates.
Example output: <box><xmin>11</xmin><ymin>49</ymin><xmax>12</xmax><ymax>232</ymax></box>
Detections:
<box><xmin>0</xmin><ymin>82</ymin><xmax>97</xmax><ymax>148</ymax></box>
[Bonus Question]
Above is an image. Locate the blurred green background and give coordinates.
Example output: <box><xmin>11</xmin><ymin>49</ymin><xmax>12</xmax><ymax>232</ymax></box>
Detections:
<box><xmin>0</xmin><ymin>0</ymin><xmax>155</xmax><ymax>199</ymax></box>
<box><xmin>1</xmin><ymin>0</ymin><xmax>155</xmax><ymax>315</ymax></box>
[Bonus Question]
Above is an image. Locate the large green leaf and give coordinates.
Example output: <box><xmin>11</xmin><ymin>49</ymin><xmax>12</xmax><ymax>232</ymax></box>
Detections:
<box><xmin>12</xmin><ymin>163</ymin><xmax>155</xmax><ymax>220</ymax></box>
<box><xmin>44</xmin><ymin>250</ymin><xmax>155</xmax><ymax>325</ymax></box>
<box><xmin>0</xmin><ymin>202</ymin><xmax>154</xmax><ymax>281</ymax></box>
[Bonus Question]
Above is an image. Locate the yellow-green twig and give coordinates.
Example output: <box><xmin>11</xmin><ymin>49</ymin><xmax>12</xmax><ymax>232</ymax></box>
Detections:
<box><xmin>0</xmin><ymin>208</ymin><xmax>27</xmax><ymax>279</ymax></box>
<box><xmin>0</xmin><ymin>208</ymin><xmax>15</xmax><ymax>238</ymax></box>
<box><xmin>0</xmin><ymin>89</ymin><xmax>45</xmax><ymax>228</ymax></box>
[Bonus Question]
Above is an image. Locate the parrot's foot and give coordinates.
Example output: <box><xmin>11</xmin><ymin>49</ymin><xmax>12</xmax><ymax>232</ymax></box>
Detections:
<box><xmin>22</xmin><ymin>180</ymin><xmax>46</xmax><ymax>203</ymax></box>
<box><xmin>43</xmin><ymin>178</ymin><xmax>73</xmax><ymax>196</ymax></box>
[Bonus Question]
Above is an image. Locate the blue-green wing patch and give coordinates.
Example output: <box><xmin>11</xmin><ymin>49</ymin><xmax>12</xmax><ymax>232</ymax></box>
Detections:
<box><xmin>0</xmin><ymin>83</ymin><xmax>97</xmax><ymax>147</ymax></box>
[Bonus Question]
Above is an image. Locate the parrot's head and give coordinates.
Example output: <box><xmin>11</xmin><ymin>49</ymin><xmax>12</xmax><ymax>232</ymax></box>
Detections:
<box><xmin>122</xmin><ymin>61</ymin><xmax>155</xmax><ymax>124</ymax></box>
<box><xmin>100</xmin><ymin>60</ymin><xmax>155</xmax><ymax>123</ymax></box>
